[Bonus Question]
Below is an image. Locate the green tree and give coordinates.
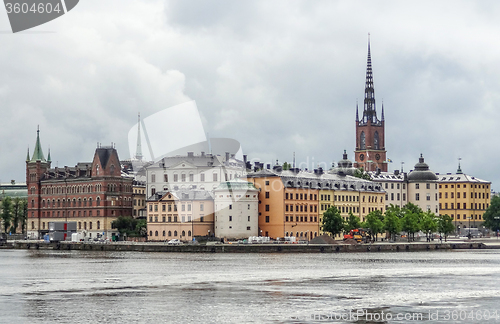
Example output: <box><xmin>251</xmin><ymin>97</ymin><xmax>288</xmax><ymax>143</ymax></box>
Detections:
<box><xmin>386</xmin><ymin>204</ymin><xmax>404</xmax><ymax>218</ymax></box>
<box><xmin>437</xmin><ymin>215</ymin><xmax>455</xmax><ymax>242</ymax></box>
<box><xmin>353</xmin><ymin>167</ymin><xmax>372</xmax><ymax>180</ymax></box>
<box><xmin>19</xmin><ymin>199</ymin><xmax>28</xmax><ymax>235</ymax></box>
<box><xmin>111</xmin><ymin>216</ymin><xmax>147</xmax><ymax>238</ymax></box>
<box><xmin>483</xmin><ymin>196</ymin><xmax>500</xmax><ymax>232</ymax></box>
<box><xmin>402</xmin><ymin>202</ymin><xmax>423</xmax><ymax>215</ymax></box>
<box><xmin>321</xmin><ymin>206</ymin><xmax>344</xmax><ymax>238</ymax></box>
<box><xmin>401</xmin><ymin>212</ymin><xmax>420</xmax><ymax>242</ymax></box>
<box><xmin>282</xmin><ymin>162</ymin><xmax>291</xmax><ymax>170</ymax></box>
<box><xmin>384</xmin><ymin>208</ymin><xmax>402</xmax><ymax>241</ymax></box>
<box><xmin>365</xmin><ymin>210</ymin><xmax>384</xmax><ymax>241</ymax></box>
<box><xmin>10</xmin><ymin>198</ymin><xmax>21</xmax><ymax>234</ymax></box>
<box><xmin>420</xmin><ymin>210</ymin><xmax>438</xmax><ymax>241</ymax></box>
<box><xmin>344</xmin><ymin>212</ymin><xmax>362</xmax><ymax>234</ymax></box>
<box><xmin>1</xmin><ymin>197</ymin><xmax>13</xmax><ymax>233</ymax></box>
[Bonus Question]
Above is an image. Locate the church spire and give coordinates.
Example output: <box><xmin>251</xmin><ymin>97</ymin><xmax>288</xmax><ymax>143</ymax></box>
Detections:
<box><xmin>362</xmin><ymin>33</ymin><xmax>379</xmax><ymax>124</ymax></box>
<box><xmin>355</xmin><ymin>101</ymin><xmax>359</xmax><ymax>122</ymax></box>
<box><xmin>30</xmin><ymin>126</ymin><xmax>46</xmax><ymax>162</ymax></box>
<box><xmin>26</xmin><ymin>147</ymin><xmax>30</xmax><ymax>162</ymax></box>
<box><xmin>381</xmin><ymin>102</ymin><xmax>385</xmax><ymax>121</ymax></box>
<box><xmin>47</xmin><ymin>147</ymin><xmax>51</xmax><ymax>162</ymax></box>
<box><xmin>135</xmin><ymin>112</ymin><xmax>143</xmax><ymax>161</ymax></box>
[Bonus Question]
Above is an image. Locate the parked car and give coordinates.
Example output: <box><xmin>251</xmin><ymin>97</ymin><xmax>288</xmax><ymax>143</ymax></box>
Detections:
<box><xmin>167</xmin><ymin>239</ymin><xmax>182</xmax><ymax>245</ymax></box>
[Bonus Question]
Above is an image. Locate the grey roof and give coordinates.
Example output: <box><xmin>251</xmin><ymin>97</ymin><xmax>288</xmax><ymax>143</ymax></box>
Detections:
<box><xmin>434</xmin><ymin>173</ymin><xmax>490</xmax><ymax>184</ymax></box>
<box><xmin>246</xmin><ymin>169</ymin><xmax>384</xmax><ymax>193</ymax></box>
<box><xmin>407</xmin><ymin>155</ymin><xmax>438</xmax><ymax>182</ymax></box>
<box><xmin>147</xmin><ymin>189</ymin><xmax>214</xmax><ymax>202</ymax></box>
<box><xmin>214</xmin><ymin>179</ymin><xmax>258</xmax><ymax>191</ymax></box>
<box><xmin>369</xmin><ymin>171</ymin><xmax>405</xmax><ymax>181</ymax></box>
<box><xmin>147</xmin><ymin>153</ymin><xmax>245</xmax><ymax>170</ymax></box>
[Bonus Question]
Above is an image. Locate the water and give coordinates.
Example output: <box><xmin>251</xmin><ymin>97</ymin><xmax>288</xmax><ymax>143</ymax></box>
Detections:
<box><xmin>1</xmin><ymin>249</ymin><xmax>500</xmax><ymax>323</ymax></box>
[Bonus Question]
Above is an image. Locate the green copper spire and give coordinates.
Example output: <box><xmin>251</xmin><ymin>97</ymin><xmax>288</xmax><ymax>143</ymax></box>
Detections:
<box><xmin>30</xmin><ymin>126</ymin><xmax>46</xmax><ymax>162</ymax></box>
<box><xmin>26</xmin><ymin>147</ymin><xmax>30</xmax><ymax>162</ymax></box>
<box><xmin>47</xmin><ymin>148</ymin><xmax>51</xmax><ymax>162</ymax></box>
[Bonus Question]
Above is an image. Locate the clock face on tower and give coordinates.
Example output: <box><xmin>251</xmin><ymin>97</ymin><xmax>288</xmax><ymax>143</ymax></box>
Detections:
<box><xmin>360</xmin><ymin>154</ymin><xmax>365</xmax><ymax>161</ymax></box>
<box><xmin>375</xmin><ymin>153</ymin><xmax>380</xmax><ymax>161</ymax></box>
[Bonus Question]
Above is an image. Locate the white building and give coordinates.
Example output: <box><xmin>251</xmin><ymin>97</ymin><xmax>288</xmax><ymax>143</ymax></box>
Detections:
<box><xmin>370</xmin><ymin>154</ymin><xmax>439</xmax><ymax>214</ymax></box>
<box><xmin>214</xmin><ymin>179</ymin><xmax>259</xmax><ymax>240</ymax></box>
<box><xmin>145</xmin><ymin>152</ymin><xmax>247</xmax><ymax>197</ymax></box>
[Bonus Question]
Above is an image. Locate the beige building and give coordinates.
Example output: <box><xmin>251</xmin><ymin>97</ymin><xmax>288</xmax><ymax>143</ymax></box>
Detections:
<box><xmin>146</xmin><ymin>190</ymin><xmax>214</xmax><ymax>242</ymax></box>
<box><xmin>214</xmin><ymin>179</ymin><xmax>259</xmax><ymax>240</ymax></box>
<box><xmin>132</xmin><ymin>180</ymin><xmax>146</xmax><ymax>218</ymax></box>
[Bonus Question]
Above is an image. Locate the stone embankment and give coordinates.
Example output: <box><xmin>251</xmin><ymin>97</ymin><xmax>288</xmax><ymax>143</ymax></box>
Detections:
<box><xmin>2</xmin><ymin>240</ymin><xmax>496</xmax><ymax>253</ymax></box>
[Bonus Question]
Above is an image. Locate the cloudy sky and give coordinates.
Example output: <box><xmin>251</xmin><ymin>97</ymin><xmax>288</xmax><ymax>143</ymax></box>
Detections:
<box><xmin>1</xmin><ymin>0</ymin><xmax>500</xmax><ymax>189</ymax></box>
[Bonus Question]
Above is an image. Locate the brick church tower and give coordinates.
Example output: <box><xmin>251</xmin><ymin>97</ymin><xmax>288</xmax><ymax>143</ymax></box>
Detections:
<box><xmin>354</xmin><ymin>39</ymin><xmax>387</xmax><ymax>172</ymax></box>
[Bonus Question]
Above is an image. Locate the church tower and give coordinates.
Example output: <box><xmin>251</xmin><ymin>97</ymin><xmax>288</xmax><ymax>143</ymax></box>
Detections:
<box><xmin>354</xmin><ymin>38</ymin><xmax>387</xmax><ymax>172</ymax></box>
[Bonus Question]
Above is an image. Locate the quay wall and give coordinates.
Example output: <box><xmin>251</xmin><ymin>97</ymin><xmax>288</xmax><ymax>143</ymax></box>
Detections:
<box><xmin>2</xmin><ymin>241</ymin><xmax>493</xmax><ymax>253</ymax></box>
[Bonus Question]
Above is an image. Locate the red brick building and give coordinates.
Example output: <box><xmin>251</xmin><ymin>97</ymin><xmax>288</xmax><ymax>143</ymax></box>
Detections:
<box><xmin>26</xmin><ymin>129</ymin><xmax>133</xmax><ymax>240</ymax></box>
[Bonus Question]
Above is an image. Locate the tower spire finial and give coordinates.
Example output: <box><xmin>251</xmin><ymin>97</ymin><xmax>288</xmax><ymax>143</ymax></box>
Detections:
<box><xmin>381</xmin><ymin>101</ymin><xmax>385</xmax><ymax>121</ymax></box>
<box><xmin>135</xmin><ymin>112</ymin><xmax>143</xmax><ymax>161</ymax></box>
<box><xmin>30</xmin><ymin>127</ymin><xmax>46</xmax><ymax>162</ymax></box>
<box><xmin>457</xmin><ymin>157</ymin><xmax>463</xmax><ymax>174</ymax></box>
<box><xmin>355</xmin><ymin>100</ymin><xmax>359</xmax><ymax>122</ymax></box>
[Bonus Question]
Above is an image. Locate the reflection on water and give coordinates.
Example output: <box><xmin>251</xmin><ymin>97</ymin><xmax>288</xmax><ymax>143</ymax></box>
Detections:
<box><xmin>1</xmin><ymin>249</ymin><xmax>500</xmax><ymax>323</ymax></box>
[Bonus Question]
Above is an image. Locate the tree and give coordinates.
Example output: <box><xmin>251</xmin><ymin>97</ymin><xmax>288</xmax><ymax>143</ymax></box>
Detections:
<box><xmin>386</xmin><ymin>204</ymin><xmax>404</xmax><ymax>218</ymax></box>
<box><xmin>20</xmin><ymin>199</ymin><xmax>28</xmax><ymax>234</ymax></box>
<box><xmin>384</xmin><ymin>209</ymin><xmax>402</xmax><ymax>241</ymax></box>
<box><xmin>420</xmin><ymin>210</ymin><xmax>438</xmax><ymax>241</ymax></box>
<box><xmin>353</xmin><ymin>167</ymin><xmax>372</xmax><ymax>180</ymax></box>
<box><xmin>1</xmin><ymin>197</ymin><xmax>13</xmax><ymax>233</ymax></box>
<box><xmin>111</xmin><ymin>216</ymin><xmax>147</xmax><ymax>238</ymax></box>
<box><xmin>344</xmin><ymin>212</ymin><xmax>361</xmax><ymax>234</ymax></box>
<box><xmin>483</xmin><ymin>196</ymin><xmax>500</xmax><ymax>232</ymax></box>
<box><xmin>401</xmin><ymin>212</ymin><xmax>420</xmax><ymax>242</ymax></box>
<box><xmin>437</xmin><ymin>215</ymin><xmax>455</xmax><ymax>242</ymax></box>
<box><xmin>11</xmin><ymin>198</ymin><xmax>21</xmax><ymax>234</ymax></box>
<box><xmin>365</xmin><ymin>210</ymin><xmax>384</xmax><ymax>241</ymax></box>
<box><xmin>321</xmin><ymin>206</ymin><xmax>344</xmax><ymax>238</ymax></box>
<box><xmin>282</xmin><ymin>162</ymin><xmax>291</xmax><ymax>170</ymax></box>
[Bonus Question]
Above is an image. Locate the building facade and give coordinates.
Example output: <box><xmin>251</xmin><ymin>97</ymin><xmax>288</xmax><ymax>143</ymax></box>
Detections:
<box><xmin>354</xmin><ymin>40</ymin><xmax>387</xmax><ymax>172</ymax></box>
<box><xmin>146</xmin><ymin>190</ymin><xmax>214</xmax><ymax>242</ymax></box>
<box><xmin>214</xmin><ymin>179</ymin><xmax>259</xmax><ymax>240</ymax></box>
<box><xmin>26</xmin><ymin>130</ymin><xmax>133</xmax><ymax>240</ymax></box>
<box><xmin>246</xmin><ymin>166</ymin><xmax>385</xmax><ymax>240</ymax></box>
<box><xmin>436</xmin><ymin>164</ymin><xmax>491</xmax><ymax>232</ymax></box>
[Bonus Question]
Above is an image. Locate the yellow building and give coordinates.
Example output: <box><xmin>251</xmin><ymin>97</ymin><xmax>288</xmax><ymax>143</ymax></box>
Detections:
<box><xmin>246</xmin><ymin>166</ymin><xmax>385</xmax><ymax>240</ymax></box>
<box><xmin>437</xmin><ymin>166</ymin><xmax>491</xmax><ymax>233</ymax></box>
<box><xmin>132</xmin><ymin>180</ymin><xmax>146</xmax><ymax>218</ymax></box>
<box><xmin>146</xmin><ymin>190</ymin><xmax>214</xmax><ymax>242</ymax></box>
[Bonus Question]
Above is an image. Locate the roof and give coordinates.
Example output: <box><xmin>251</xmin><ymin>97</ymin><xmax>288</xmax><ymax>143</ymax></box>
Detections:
<box><xmin>407</xmin><ymin>155</ymin><xmax>438</xmax><ymax>182</ymax></box>
<box><xmin>369</xmin><ymin>171</ymin><xmax>405</xmax><ymax>182</ymax></box>
<box><xmin>246</xmin><ymin>168</ymin><xmax>384</xmax><ymax>193</ymax></box>
<box><xmin>30</xmin><ymin>129</ymin><xmax>46</xmax><ymax>162</ymax></box>
<box><xmin>435</xmin><ymin>173</ymin><xmax>490</xmax><ymax>184</ymax></box>
<box><xmin>147</xmin><ymin>153</ymin><xmax>245</xmax><ymax>170</ymax></box>
<box><xmin>214</xmin><ymin>179</ymin><xmax>258</xmax><ymax>191</ymax></box>
<box><xmin>147</xmin><ymin>189</ymin><xmax>214</xmax><ymax>202</ymax></box>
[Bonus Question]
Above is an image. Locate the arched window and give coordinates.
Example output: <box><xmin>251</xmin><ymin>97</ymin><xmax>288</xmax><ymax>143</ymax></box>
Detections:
<box><xmin>168</xmin><ymin>231</ymin><xmax>172</xmax><ymax>237</ymax></box>
<box><xmin>149</xmin><ymin>231</ymin><xmax>152</xmax><ymax>237</ymax></box>
<box><xmin>188</xmin><ymin>231</ymin><xmax>191</xmax><ymax>237</ymax></box>
<box><xmin>181</xmin><ymin>230</ymin><xmax>185</xmax><ymax>237</ymax></box>
<box><xmin>97</xmin><ymin>221</ymin><xmax>100</xmax><ymax>230</ymax></box>
<box><xmin>31</xmin><ymin>221</ymin><xmax>35</xmax><ymax>229</ymax></box>
<box><xmin>374</xmin><ymin>131</ymin><xmax>380</xmax><ymax>149</ymax></box>
<box><xmin>155</xmin><ymin>231</ymin><xmax>158</xmax><ymax>237</ymax></box>
<box><xmin>96</xmin><ymin>197</ymin><xmax>101</xmax><ymax>206</ymax></box>
<box><xmin>162</xmin><ymin>231</ymin><xmax>166</xmax><ymax>236</ymax></box>
<box><xmin>360</xmin><ymin>131</ymin><xmax>366</xmax><ymax>149</ymax></box>
<box><xmin>174</xmin><ymin>230</ymin><xmax>178</xmax><ymax>237</ymax></box>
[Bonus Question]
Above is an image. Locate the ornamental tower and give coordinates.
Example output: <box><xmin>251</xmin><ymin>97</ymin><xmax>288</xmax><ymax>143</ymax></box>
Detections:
<box><xmin>354</xmin><ymin>38</ymin><xmax>387</xmax><ymax>172</ymax></box>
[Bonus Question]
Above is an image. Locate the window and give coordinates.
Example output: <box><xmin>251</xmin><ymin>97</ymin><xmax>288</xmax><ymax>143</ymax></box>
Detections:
<box><xmin>427</xmin><ymin>193</ymin><xmax>431</xmax><ymax>201</ymax></box>
<box><xmin>200</xmin><ymin>216</ymin><xmax>204</xmax><ymax>222</ymax></box>
<box><xmin>189</xmin><ymin>174</ymin><xmax>193</xmax><ymax>182</ymax></box>
<box><xmin>248</xmin><ymin>216</ymin><xmax>250</xmax><ymax>221</ymax></box>
<box><xmin>164</xmin><ymin>174</ymin><xmax>168</xmax><ymax>182</ymax></box>
<box><xmin>415</xmin><ymin>184</ymin><xmax>419</xmax><ymax>189</ymax></box>
<box><xmin>265</xmin><ymin>216</ymin><xmax>270</xmax><ymax>223</ymax></box>
<box><xmin>265</xmin><ymin>205</ymin><xmax>270</xmax><ymax>211</ymax></box>
<box><xmin>151</xmin><ymin>174</ymin><xmax>156</xmax><ymax>183</ymax></box>
<box><xmin>416</xmin><ymin>193</ymin><xmax>420</xmax><ymax>201</ymax></box>
<box><xmin>247</xmin><ymin>226</ymin><xmax>251</xmax><ymax>231</ymax></box>
<box><xmin>426</xmin><ymin>183</ymin><xmax>430</xmax><ymax>190</ymax></box>
<box><xmin>265</xmin><ymin>192</ymin><xmax>270</xmax><ymax>198</ymax></box>
<box><xmin>200</xmin><ymin>174</ymin><xmax>205</xmax><ymax>182</ymax></box>
<box><xmin>229</xmin><ymin>216</ymin><xmax>232</xmax><ymax>222</ymax></box>
<box><xmin>265</xmin><ymin>181</ymin><xmax>270</xmax><ymax>185</ymax></box>
<box><xmin>174</xmin><ymin>174</ymin><xmax>178</xmax><ymax>182</ymax></box>
<box><xmin>213</xmin><ymin>173</ymin><xmax>218</xmax><ymax>182</ymax></box>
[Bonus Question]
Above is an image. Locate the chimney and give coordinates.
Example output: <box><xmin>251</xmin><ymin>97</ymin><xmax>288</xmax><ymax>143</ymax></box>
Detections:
<box><xmin>243</xmin><ymin>155</ymin><xmax>247</xmax><ymax>164</ymax></box>
<box><xmin>201</xmin><ymin>152</ymin><xmax>205</xmax><ymax>157</ymax></box>
<box><xmin>266</xmin><ymin>164</ymin><xmax>271</xmax><ymax>170</ymax></box>
<box><xmin>187</xmin><ymin>152</ymin><xmax>194</xmax><ymax>158</ymax></box>
<box><xmin>225</xmin><ymin>152</ymin><xmax>230</xmax><ymax>161</ymax></box>
<box><xmin>394</xmin><ymin>169</ymin><xmax>400</xmax><ymax>176</ymax></box>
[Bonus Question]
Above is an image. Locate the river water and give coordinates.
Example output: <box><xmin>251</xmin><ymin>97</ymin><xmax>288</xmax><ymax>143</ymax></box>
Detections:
<box><xmin>1</xmin><ymin>249</ymin><xmax>500</xmax><ymax>323</ymax></box>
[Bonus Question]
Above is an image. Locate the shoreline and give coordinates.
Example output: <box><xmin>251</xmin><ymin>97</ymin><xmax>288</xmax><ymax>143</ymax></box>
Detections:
<box><xmin>2</xmin><ymin>240</ymin><xmax>499</xmax><ymax>253</ymax></box>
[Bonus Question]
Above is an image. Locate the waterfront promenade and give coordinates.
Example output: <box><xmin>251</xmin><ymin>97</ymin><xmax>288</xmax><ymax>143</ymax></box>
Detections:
<box><xmin>3</xmin><ymin>238</ymin><xmax>499</xmax><ymax>253</ymax></box>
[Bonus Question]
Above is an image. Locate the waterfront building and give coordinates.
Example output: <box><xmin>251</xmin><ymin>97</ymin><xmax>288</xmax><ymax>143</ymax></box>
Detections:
<box><xmin>214</xmin><ymin>179</ymin><xmax>259</xmax><ymax>240</ymax></box>
<box><xmin>146</xmin><ymin>190</ymin><xmax>214</xmax><ymax>242</ymax></box>
<box><xmin>369</xmin><ymin>154</ymin><xmax>439</xmax><ymax>214</ymax></box>
<box><xmin>132</xmin><ymin>180</ymin><xmax>146</xmax><ymax>218</ymax></box>
<box><xmin>354</xmin><ymin>40</ymin><xmax>387</xmax><ymax>172</ymax></box>
<box><xmin>145</xmin><ymin>152</ymin><xmax>246</xmax><ymax>197</ymax></box>
<box><xmin>245</xmin><ymin>165</ymin><xmax>385</xmax><ymax>240</ymax></box>
<box><xmin>0</xmin><ymin>181</ymin><xmax>27</xmax><ymax>201</ymax></box>
<box><xmin>26</xmin><ymin>129</ymin><xmax>133</xmax><ymax>240</ymax></box>
<box><xmin>436</xmin><ymin>163</ymin><xmax>491</xmax><ymax>232</ymax></box>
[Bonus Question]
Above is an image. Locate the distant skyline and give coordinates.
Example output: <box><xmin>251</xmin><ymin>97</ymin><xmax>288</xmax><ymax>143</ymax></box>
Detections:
<box><xmin>1</xmin><ymin>1</ymin><xmax>499</xmax><ymax>190</ymax></box>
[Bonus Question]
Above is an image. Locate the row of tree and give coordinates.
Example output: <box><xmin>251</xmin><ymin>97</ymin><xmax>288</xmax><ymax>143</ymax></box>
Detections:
<box><xmin>1</xmin><ymin>197</ymin><xmax>28</xmax><ymax>234</ymax></box>
<box><xmin>322</xmin><ymin>202</ymin><xmax>455</xmax><ymax>242</ymax></box>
